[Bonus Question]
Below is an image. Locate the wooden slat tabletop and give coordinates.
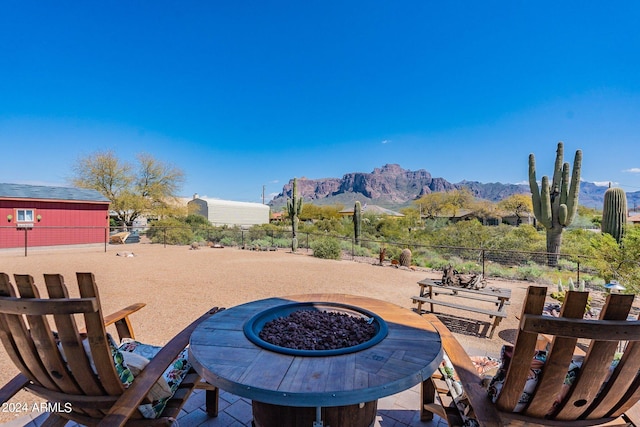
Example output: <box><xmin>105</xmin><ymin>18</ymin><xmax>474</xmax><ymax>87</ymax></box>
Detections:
<box><xmin>189</xmin><ymin>294</ymin><xmax>442</xmax><ymax>407</ymax></box>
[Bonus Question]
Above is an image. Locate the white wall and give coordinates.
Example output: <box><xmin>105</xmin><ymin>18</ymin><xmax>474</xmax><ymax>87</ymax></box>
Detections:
<box><xmin>188</xmin><ymin>197</ymin><xmax>270</xmax><ymax>227</ymax></box>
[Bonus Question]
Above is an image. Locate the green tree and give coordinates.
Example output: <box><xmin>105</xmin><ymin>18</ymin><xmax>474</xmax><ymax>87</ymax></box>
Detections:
<box><xmin>590</xmin><ymin>225</ymin><xmax>640</xmax><ymax>292</ymax></box>
<box><xmin>71</xmin><ymin>150</ymin><xmax>185</xmax><ymax>227</ymax></box>
<box><xmin>414</xmin><ymin>192</ymin><xmax>447</xmax><ymax>219</ymax></box>
<box><xmin>498</xmin><ymin>194</ymin><xmax>533</xmax><ymax>225</ymax></box>
<box><xmin>414</xmin><ymin>188</ymin><xmax>475</xmax><ymax>219</ymax></box>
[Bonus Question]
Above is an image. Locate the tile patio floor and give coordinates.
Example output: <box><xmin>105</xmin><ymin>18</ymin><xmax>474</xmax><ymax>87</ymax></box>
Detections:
<box><xmin>6</xmin><ymin>385</ymin><xmax>447</xmax><ymax>427</ymax></box>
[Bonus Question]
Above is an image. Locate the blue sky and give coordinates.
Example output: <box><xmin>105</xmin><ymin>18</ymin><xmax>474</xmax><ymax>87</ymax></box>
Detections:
<box><xmin>1</xmin><ymin>1</ymin><xmax>639</xmax><ymax>203</ymax></box>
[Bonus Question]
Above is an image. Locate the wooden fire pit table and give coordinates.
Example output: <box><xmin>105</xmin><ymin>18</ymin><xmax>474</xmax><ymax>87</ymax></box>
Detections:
<box><xmin>189</xmin><ymin>294</ymin><xmax>443</xmax><ymax>427</ymax></box>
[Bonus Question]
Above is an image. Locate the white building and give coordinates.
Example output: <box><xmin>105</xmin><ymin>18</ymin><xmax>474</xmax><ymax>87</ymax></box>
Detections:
<box><xmin>188</xmin><ymin>195</ymin><xmax>270</xmax><ymax>227</ymax></box>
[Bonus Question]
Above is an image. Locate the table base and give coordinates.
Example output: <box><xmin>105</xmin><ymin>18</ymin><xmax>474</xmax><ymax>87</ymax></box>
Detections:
<box><xmin>252</xmin><ymin>400</ymin><xmax>377</xmax><ymax>427</ymax></box>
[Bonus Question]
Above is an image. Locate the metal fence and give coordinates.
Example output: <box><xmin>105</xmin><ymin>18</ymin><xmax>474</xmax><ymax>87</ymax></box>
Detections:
<box><xmin>0</xmin><ymin>225</ymin><xmax>598</xmax><ymax>286</ymax></box>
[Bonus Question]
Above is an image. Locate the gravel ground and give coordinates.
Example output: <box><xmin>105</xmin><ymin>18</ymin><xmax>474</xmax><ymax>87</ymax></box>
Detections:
<box><xmin>0</xmin><ymin>240</ymin><xmax>604</xmax><ymax>423</ymax></box>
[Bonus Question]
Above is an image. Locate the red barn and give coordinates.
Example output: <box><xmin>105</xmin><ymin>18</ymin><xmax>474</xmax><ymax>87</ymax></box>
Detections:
<box><xmin>0</xmin><ymin>183</ymin><xmax>110</xmax><ymax>249</ymax></box>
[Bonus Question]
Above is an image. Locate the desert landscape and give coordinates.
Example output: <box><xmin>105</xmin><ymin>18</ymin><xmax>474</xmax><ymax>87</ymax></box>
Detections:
<box><xmin>0</xmin><ymin>241</ymin><xmax>607</xmax><ymax>423</ymax></box>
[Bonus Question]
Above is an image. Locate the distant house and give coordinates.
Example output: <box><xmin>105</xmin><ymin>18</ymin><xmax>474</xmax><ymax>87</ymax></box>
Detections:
<box><xmin>0</xmin><ymin>183</ymin><xmax>110</xmax><ymax>249</ymax></box>
<box><xmin>431</xmin><ymin>209</ymin><xmax>535</xmax><ymax>226</ymax></box>
<box><xmin>339</xmin><ymin>204</ymin><xmax>404</xmax><ymax>218</ymax></box>
<box><xmin>628</xmin><ymin>212</ymin><xmax>640</xmax><ymax>225</ymax></box>
<box><xmin>269</xmin><ymin>211</ymin><xmax>285</xmax><ymax>223</ymax></box>
<box><xmin>188</xmin><ymin>195</ymin><xmax>270</xmax><ymax>227</ymax></box>
<box><xmin>501</xmin><ymin>213</ymin><xmax>536</xmax><ymax>227</ymax></box>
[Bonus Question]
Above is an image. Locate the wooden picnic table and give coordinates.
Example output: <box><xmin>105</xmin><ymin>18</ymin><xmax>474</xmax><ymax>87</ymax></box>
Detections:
<box><xmin>412</xmin><ymin>278</ymin><xmax>511</xmax><ymax>338</ymax></box>
<box><xmin>189</xmin><ymin>293</ymin><xmax>443</xmax><ymax>427</ymax></box>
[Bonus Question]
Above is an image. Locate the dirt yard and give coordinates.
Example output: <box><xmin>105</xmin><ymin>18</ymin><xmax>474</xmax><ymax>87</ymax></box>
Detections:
<box><xmin>0</xmin><ymin>241</ymin><xmax>607</xmax><ymax>423</ymax></box>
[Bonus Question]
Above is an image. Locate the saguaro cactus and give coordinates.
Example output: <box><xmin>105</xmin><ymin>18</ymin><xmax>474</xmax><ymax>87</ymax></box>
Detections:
<box><xmin>287</xmin><ymin>178</ymin><xmax>303</xmax><ymax>252</ymax></box>
<box><xmin>353</xmin><ymin>201</ymin><xmax>362</xmax><ymax>246</ymax></box>
<box><xmin>601</xmin><ymin>183</ymin><xmax>627</xmax><ymax>244</ymax></box>
<box><xmin>529</xmin><ymin>142</ymin><xmax>582</xmax><ymax>266</ymax></box>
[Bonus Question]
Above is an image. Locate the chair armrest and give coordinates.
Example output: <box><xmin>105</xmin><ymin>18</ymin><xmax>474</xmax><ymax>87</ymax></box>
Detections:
<box><xmin>102</xmin><ymin>303</ymin><xmax>146</xmax><ymax>341</ymax></box>
<box><xmin>423</xmin><ymin>313</ymin><xmax>504</xmax><ymax>427</ymax></box>
<box><xmin>0</xmin><ymin>374</ymin><xmax>29</xmax><ymax>404</ymax></box>
<box><xmin>98</xmin><ymin>307</ymin><xmax>224</xmax><ymax>427</ymax></box>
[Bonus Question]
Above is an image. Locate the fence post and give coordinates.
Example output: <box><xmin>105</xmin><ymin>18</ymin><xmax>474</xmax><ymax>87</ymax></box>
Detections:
<box><xmin>577</xmin><ymin>260</ymin><xmax>580</xmax><ymax>284</ymax></box>
<box><xmin>482</xmin><ymin>249</ymin><xmax>485</xmax><ymax>277</ymax></box>
<box><xmin>352</xmin><ymin>238</ymin><xmax>355</xmax><ymax>260</ymax></box>
<box><xmin>163</xmin><ymin>228</ymin><xmax>167</xmax><ymax>248</ymax></box>
<box><xmin>23</xmin><ymin>227</ymin><xmax>28</xmax><ymax>257</ymax></box>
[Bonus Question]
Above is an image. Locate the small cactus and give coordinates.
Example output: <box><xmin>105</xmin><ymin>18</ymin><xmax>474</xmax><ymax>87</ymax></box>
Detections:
<box><xmin>399</xmin><ymin>248</ymin><xmax>412</xmax><ymax>267</ymax></box>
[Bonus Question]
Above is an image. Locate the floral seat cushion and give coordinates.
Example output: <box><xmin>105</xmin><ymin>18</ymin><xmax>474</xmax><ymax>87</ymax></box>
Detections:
<box><xmin>55</xmin><ymin>333</ymin><xmax>191</xmax><ymax>419</ymax></box>
<box><xmin>438</xmin><ymin>345</ymin><xmax>587</xmax><ymax>426</ymax></box>
<box><xmin>118</xmin><ymin>339</ymin><xmax>192</xmax><ymax>419</ymax></box>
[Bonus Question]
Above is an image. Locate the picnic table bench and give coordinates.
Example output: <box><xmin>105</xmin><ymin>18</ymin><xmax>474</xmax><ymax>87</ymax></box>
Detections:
<box><xmin>412</xmin><ymin>278</ymin><xmax>511</xmax><ymax>338</ymax></box>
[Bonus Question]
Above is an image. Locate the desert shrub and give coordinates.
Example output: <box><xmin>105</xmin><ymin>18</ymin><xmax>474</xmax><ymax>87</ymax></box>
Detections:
<box><xmin>384</xmin><ymin>246</ymin><xmax>402</xmax><ymax>262</ymax></box>
<box><xmin>311</xmin><ymin>237</ymin><xmax>342</xmax><ymax>260</ymax></box>
<box><xmin>451</xmin><ymin>261</ymin><xmax>482</xmax><ymax>275</ymax></box>
<box><xmin>270</xmin><ymin>237</ymin><xmax>290</xmax><ymax>248</ymax></box>
<box><xmin>485</xmin><ymin>264</ymin><xmax>518</xmax><ymax>280</ymax></box>
<box><xmin>424</xmin><ymin>258</ymin><xmax>451</xmax><ymax>271</ymax></box>
<box><xmin>248</xmin><ymin>238</ymin><xmax>271</xmax><ymax>249</ymax></box>
<box><xmin>219</xmin><ymin>236</ymin><xmax>237</xmax><ymax>247</ymax></box>
<box><xmin>352</xmin><ymin>245</ymin><xmax>372</xmax><ymax>257</ymax></box>
<box><xmin>146</xmin><ymin>218</ymin><xmax>194</xmax><ymax>245</ymax></box>
<box><xmin>513</xmin><ymin>262</ymin><xmax>545</xmax><ymax>282</ymax></box>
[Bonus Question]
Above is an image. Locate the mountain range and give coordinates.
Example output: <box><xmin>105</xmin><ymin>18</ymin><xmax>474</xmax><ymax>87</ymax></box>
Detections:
<box><xmin>269</xmin><ymin>164</ymin><xmax>640</xmax><ymax>211</ymax></box>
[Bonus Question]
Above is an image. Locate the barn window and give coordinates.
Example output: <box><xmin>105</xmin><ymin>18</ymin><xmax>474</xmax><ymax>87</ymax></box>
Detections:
<box><xmin>16</xmin><ymin>209</ymin><xmax>34</xmax><ymax>222</ymax></box>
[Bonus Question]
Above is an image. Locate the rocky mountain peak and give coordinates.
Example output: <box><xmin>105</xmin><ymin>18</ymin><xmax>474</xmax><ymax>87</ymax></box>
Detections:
<box><xmin>269</xmin><ymin>165</ymin><xmax>640</xmax><ymax>210</ymax></box>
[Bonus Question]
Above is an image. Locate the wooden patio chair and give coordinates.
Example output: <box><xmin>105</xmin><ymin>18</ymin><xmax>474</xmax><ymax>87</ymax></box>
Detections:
<box><xmin>421</xmin><ymin>285</ymin><xmax>640</xmax><ymax>426</ymax></box>
<box><xmin>0</xmin><ymin>272</ymin><xmax>223</xmax><ymax>426</ymax></box>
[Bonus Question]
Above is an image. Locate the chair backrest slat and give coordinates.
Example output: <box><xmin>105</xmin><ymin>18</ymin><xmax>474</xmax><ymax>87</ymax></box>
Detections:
<box><xmin>44</xmin><ymin>274</ymin><xmax>106</xmax><ymax>397</ymax></box>
<box><xmin>554</xmin><ymin>293</ymin><xmax>635</xmax><ymax>420</ymax></box>
<box><xmin>609</xmin><ymin>364</ymin><xmax>640</xmax><ymax>418</ymax></box>
<box><xmin>76</xmin><ymin>272</ymin><xmax>125</xmax><ymax>395</ymax></box>
<box><xmin>13</xmin><ymin>275</ymin><xmax>84</xmax><ymax>396</ymax></box>
<box><xmin>495</xmin><ymin>286</ymin><xmax>547</xmax><ymax>411</ymax></box>
<box><xmin>0</xmin><ymin>274</ymin><xmax>60</xmax><ymax>390</ymax></box>
<box><xmin>524</xmin><ymin>291</ymin><xmax>589</xmax><ymax>418</ymax></box>
<box><xmin>588</xmin><ymin>340</ymin><xmax>640</xmax><ymax>418</ymax></box>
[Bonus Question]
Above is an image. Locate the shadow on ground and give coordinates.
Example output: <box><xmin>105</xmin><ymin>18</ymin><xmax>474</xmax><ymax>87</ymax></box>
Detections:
<box><xmin>497</xmin><ymin>328</ymin><xmax>517</xmax><ymax>344</ymax></box>
<box><xmin>432</xmin><ymin>313</ymin><xmax>491</xmax><ymax>338</ymax></box>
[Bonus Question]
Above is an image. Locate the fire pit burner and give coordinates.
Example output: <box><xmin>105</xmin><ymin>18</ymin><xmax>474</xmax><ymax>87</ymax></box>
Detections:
<box><xmin>243</xmin><ymin>302</ymin><xmax>388</xmax><ymax>356</ymax></box>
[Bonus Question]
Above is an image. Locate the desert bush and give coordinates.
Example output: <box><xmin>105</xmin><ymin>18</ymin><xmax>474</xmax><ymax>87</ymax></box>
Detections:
<box><xmin>352</xmin><ymin>245</ymin><xmax>372</xmax><ymax>257</ymax></box>
<box><xmin>219</xmin><ymin>236</ymin><xmax>237</xmax><ymax>247</ymax></box>
<box><xmin>311</xmin><ymin>237</ymin><xmax>342</xmax><ymax>260</ymax></box>
<box><xmin>513</xmin><ymin>262</ymin><xmax>545</xmax><ymax>282</ymax></box>
<box><xmin>248</xmin><ymin>238</ymin><xmax>272</xmax><ymax>249</ymax></box>
<box><xmin>146</xmin><ymin>218</ymin><xmax>194</xmax><ymax>245</ymax></box>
